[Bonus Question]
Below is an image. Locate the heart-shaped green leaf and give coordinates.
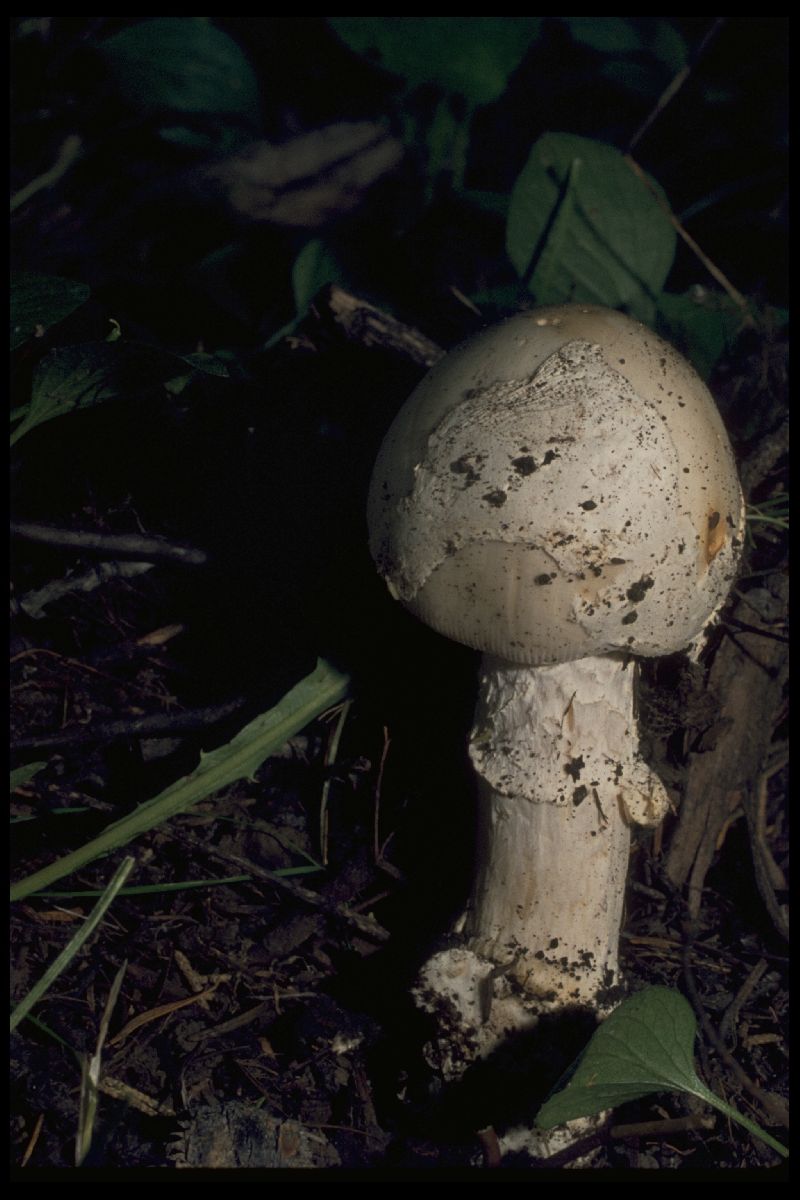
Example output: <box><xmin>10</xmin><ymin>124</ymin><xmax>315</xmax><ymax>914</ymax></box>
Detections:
<box><xmin>536</xmin><ymin>986</ymin><xmax>787</xmax><ymax>1158</ymax></box>
<box><xmin>506</xmin><ymin>132</ymin><xmax>676</xmax><ymax>323</ymax></box>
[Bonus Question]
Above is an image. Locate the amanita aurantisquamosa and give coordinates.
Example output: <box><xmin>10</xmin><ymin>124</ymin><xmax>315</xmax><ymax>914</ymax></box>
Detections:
<box><xmin>368</xmin><ymin>305</ymin><xmax>744</xmax><ymax>1072</ymax></box>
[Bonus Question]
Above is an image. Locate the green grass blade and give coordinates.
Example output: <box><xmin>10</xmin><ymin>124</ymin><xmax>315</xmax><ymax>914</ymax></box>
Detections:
<box><xmin>75</xmin><ymin>958</ymin><xmax>128</xmax><ymax>1166</ymax></box>
<box><xmin>10</xmin><ymin>659</ymin><xmax>350</xmax><ymax>902</ymax></box>
<box><xmin>10</xmin><ymin>762</ymin><xmax>47</xmax><ymax>791</ymax></box>
<box><xmin>10</xmin><ymin>857</ymin><xmax>135</xmax><ymax>1031</ymax></box>
<box><xmin>34</xmin><ymin>865</ymin><xmax>321</xmax><ymax>898</ymax></box>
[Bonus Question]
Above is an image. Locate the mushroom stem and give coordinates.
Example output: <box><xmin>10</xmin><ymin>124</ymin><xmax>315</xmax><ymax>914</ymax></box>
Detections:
<box><xmin>416</xmin><ymin>654</ymin><xmax>670</xmax><ymax>1071</ymax></box>
<box><xmin>468</xmin><ymin>654</ymin><xmax>667</xmax><ymax>1007</ymax></box>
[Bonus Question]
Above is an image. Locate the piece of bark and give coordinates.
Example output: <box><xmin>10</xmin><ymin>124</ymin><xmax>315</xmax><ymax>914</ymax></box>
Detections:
<box><xmin>12</xmin><ymin>560</ymin><xmax>154</xmax><ymax>620</ymax></box>
<box><xmin>11</xmin><ymin>698</ymin><xmax>246</xmax><ymax>758</ymax></box>
<box><xmin>322</xmin><ymin>285</ymin><xmax>445</xmax><ymax>368</ymax></box>
<box><xmin>170</xmin><ymin>1102</ymin><xmax>340</xmax><ymax>1168</ymax></box>
<box><xmin>664</xmin><ymin>574</ymin><xmax>788</xmax><ymax>933</ymax></box>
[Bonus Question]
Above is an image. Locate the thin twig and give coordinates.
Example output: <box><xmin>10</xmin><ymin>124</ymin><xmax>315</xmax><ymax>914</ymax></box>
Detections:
<box><xmin>11</xmin><ymin>698</ymin><xmax>247</xmax><ymax>758</ymax></box>
<box><xmin>109</xmin><ymin>984</ymin><xmax>220</xmax><ymax>1047</ymax></box>
<box><xmin>19</xmin><ymin>1112</ymin><xmax>45</xmax><ymax>1168</ymax></box>
<box><xmin>624</xmin><ymin>930</ymin><xmax>788</xmax><ymax>969</ymax></box>
<box><xmin>724</xmin><ymin>616</ymin><xmax>788</xmax><ymax>645</ymax></box>
<box><xmin>98</xmin><ymin>1075</ymin><xmax>175</xmax><ymax>1117</ymax></box>
<box><xmin>719</xmin><ymin>958</ymin><xmax>768</xmax><ymax>1047</ymax></box>
<box><xmin>372</xmin><ymin>726</ymin><xmax>390</xmax><ymax>864</ymax></box>
<box><xmin>627</xmin><ymin>19</ymin><xmax>726</xmax><ymax>153</ymax></box>
<box><xmin>10</xmin><ymin>134</ymin><xmax>83</xmax><ymax>213</ymax></box>
<box><xmin>743</xmin><ymin>766</ymin><xmax>790</xmax><ymax>941</ymax></box>
<box><xmin>610</xmin><ymin>1114</ymin><xmax>716</xmax><ymax>1139</ymax></box>
<box><xmin>681</xmin><ymin>922</ymin><xmax>789</xmax><ymax>1129</ymax></box>
<box><xmin>319</xmin><ymin>699</ymin><xmax>352</xmax><ymax>866</ymax></box>
<box><xmin>300</xmin><ymin>1121</ymin><xmax>386</xmax><ymax>1143</ymax></box>
<box><xmin>755</xmin><ymin>763</ymin><xmax>788</xmax><ymax>891</ymax></box>
<box><xmin>10</xmin><ymin>643</ymin><xmax>189</xmax><ymax>712</ymax></box>
<box><xmin>12</xmin><ymin>560</ymin><xmax>154</xmax><ymax>620</ymax></box>
<box><xmin>625</xmin><ymin>154</ymin><xmax>752</xmax><ymax>320</ymax></box>
<box><xmin>11</xmin><ymin>521</ymin><xmax>207</xmax><ymax>565</ymax></box>
<box><xmin>322</xmin><ymin>285</ymin><xmax>444</xmax><ymax>368</ymax></box>
<box><xmin>171</xmin><ymin>827</ymin><xmax>390</xmax><ymax>944</ymax></box>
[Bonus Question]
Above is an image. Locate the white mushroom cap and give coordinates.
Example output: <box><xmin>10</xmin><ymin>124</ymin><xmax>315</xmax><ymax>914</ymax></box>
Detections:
<box><xmin>368</xmin><ymin>305</ymin><xmax>744</xmax><ymax>664</ymax></box>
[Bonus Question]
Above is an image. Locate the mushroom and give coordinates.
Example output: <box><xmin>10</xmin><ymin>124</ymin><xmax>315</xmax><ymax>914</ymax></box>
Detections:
<box><xmin>367</xmin><ymin>304</ymin><xmax>744</xmax><ymax>1071</ymax></box>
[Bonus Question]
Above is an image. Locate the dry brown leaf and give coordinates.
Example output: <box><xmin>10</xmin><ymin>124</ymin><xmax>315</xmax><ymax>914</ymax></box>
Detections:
<box><xmin>209</xmin><ymin>122</ymin><xmax>403</xmax><ymax>227</ymax></box>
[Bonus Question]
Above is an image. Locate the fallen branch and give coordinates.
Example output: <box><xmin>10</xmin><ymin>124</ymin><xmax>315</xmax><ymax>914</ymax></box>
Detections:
<box><xmin>11</xmin><ymin>521</ymin><xmax>207</xmax><ymax>565</ymax></box>
<box><xmin>170</xmin><ymin>826</ymin><xmax>390</xmax><ymax>945</ymax></box>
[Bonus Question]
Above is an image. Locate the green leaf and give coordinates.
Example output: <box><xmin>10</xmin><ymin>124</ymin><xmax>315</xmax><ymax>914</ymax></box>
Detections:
<box><xmin>163</xmin><ymin>350</ymin><xmax>230</xmax><ymax>396</ymax></box>
<box><xmin>10</xmin><ymin>762</ymin><xmax>47</xmax><ymax>792</ymax></box>
<box><xmin>10</xmin><ymin>659</ymin><xmax>350</xmax><ymax>902</ymax></box>
<box><xmin>468</xmin><ymin>283</ymin><xmax>527</xmax><ymax>312</ymax></box>
<box><xmin>563</xmin><ymin>18</ymin><xmax>687</xmax><ymax>76</ymax></box>
<box><xmin>11</xmin><ymin>341</ymin><xmax>226</xmax><ymax>447</ymax></box>
<box><xmin>99</xmin><ymin>18</ymin><xmax>260</xmax><ymax>123</ymax></box>
<box><xmin>34</xmin><ymin>867</ymin><xmax>321</xmax><ymax>898</ymax></box>
<box><xmin>292</xmin><ymin>239</ymin><xmax>351</xmax><ymax>316</ymax></box>
<box><xmin>76</xmin><ymin>958</ymin><xmax>128</xmax><ymax>1166</ymax></box>
<box><xmin>11</xmin><ymin>272</ymin><xmax>90</xmax><ymax>351</ymax></box>
<box><xmin>536</xmin><ymin>986</ymin><xmax>788</xmax><ymax>1159</ymax></box>
<box><xmin>12</xmin><ymin>343</ymin><xmax>120</xmax><ymax>445</ymax></box>
<box><xmin>657</xmin><ymin>290</ymin><xmax>744</xmax><ymax>379</ymax></box>
<box><xmin>537</xmin><ymin>987</ymin><xmax>700</xmax><ymax>1123</ymax></box>
<box><xmin>329</xmin><ymin>17</ymin><xmax>541</xmax><ymax>106</ymax></box>
<box><xmin>10</xmin><ymin>857</ymin><xmax>135</xmax><ymax>1031</ymax></box>
<box><xmin>179</xmin><ymin>351</ymin><xmax>229</xmax><ymax>377</ymax></box>
<box><xmin>647</xmin><ymin>19</ymin><xmax>689</xmax><ymax>74</ymax></box>
<box><xmin>424</xmin><ymin>95</ymin><xmax>468</xmax><ymax>186</ymax></box>
<box><xmin>506</xmin><ymin>132</ymin><xmax>676</xmax><ymax>322</ymax></box>
<box><xmin>564</xmin><ymin>17</ymin><xmax>645</xmax><ymax>56</ymax></box>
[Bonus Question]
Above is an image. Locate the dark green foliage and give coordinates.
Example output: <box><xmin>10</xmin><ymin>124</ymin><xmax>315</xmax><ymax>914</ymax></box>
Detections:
<box><xmin>99</xmin><ymin>18</ymin><xmax>261</xmax><ymax>121</ymax></box>
<box><xmin>506</xmin><ymin>132</ymin><xmax>675</xmax><ymax>322</ymax></box>
<box><xmin>537</xmin><ymin>986</ymin><xmax>788</xmax><ymax>1158</ymax></box>
<box><xmin>330</xmin><ymin>17</ymin><xmax>542</xmax><ymax>106</ymax></box>
<box><xmin>11</xmin><ymin>273</ymin><xmax>90</xmax><ymax>352</ymax></box>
